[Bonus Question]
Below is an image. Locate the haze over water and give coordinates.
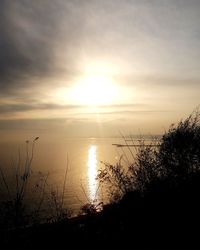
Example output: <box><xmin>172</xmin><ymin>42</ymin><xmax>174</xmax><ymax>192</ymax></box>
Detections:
<box><xmin>0</xmin><ymin>137</ymin><xmax>134</xmax><ymax>214</ymax></box>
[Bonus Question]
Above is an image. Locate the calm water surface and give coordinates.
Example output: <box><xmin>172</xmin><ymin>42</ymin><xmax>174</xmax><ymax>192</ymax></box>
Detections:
<box><xmin>0</xmin><ymin>137</ymin><xmax>135</xmax><ymax>215</ymax></box>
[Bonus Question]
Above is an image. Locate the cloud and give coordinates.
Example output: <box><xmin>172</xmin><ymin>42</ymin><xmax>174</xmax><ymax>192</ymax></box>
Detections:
<box><xmin>75</xmin><ymin>110</ymin><xmax>171</xmax><ymax>117</ymax></box>
<box><xmin>0</xmin><ymin>102</ymin><xmax>149</xmax><ymax>116</ymax></box>
<box><xmin>0</xmin><ymin>0</ymin><xmax>85</xmax><ymax>94</ymax></box>
<box><xmin>0</xmin><ymin>0</ymin><xmax>200</xmax><ymax>129</ymax></box>
<box><xmin>0</xmin><ymin>1</ymin><xmax>53</xmax><ymax>91</ymax></box>
<box><xmin>0</xmin><ymin>103</ymin><xmax>82</xmax><ymax>115</ymax></box>
<box><xmin>1</xmin><ymin>0</ymin><xmax>200</xmax><ymax>96</ymax></box>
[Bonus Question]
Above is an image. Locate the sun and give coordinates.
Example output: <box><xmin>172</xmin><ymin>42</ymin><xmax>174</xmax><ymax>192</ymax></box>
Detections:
<box><xmin>69</xmin><ymin>74</ymin><xmax>117</xmax><ymax>106</ymax></box>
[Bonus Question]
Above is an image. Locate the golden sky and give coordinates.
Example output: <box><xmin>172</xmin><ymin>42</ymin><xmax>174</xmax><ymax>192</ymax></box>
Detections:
<box><xmin>0</xmin><ymin>0</ymin><xmax>200</xmax><ymax>140</ymax></box>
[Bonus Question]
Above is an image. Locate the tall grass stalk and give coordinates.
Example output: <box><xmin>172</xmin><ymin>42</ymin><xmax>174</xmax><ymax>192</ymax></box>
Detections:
<box><xmin>45</xmin><ymin>156</ymin><xmax>70</xmax><ymax>222</ymax></box>
<box><xmin>61</xmin><ymin>155</ymin><xmax>68</xmax><ymax>212</ymax></box>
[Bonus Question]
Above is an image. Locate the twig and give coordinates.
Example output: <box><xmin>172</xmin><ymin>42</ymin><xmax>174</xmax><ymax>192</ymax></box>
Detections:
<box><xmin>61</xmin><ymin>154</ymin><xmax>69</xmax><ymax>211</ymax></box>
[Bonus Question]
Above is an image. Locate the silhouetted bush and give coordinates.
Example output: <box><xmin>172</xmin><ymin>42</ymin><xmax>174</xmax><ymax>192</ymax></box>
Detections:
<box><xmin>98</xmin><ymin>110</ymin><xmax>200</xmax><ymax>198</ymax></box>
<box><xmin>98</xmin><ymin>157</ymin><xmax>134</xmax><ymax>201</ymax></box>
<box><xmin>158</xmin><ymin>111</ymin><xmax>200</xmax><ymax>179</ymax></box>
<box><xmin>133</xmin><ymin>110</ymin><xmax>200</xmax><ymax>192</ymax></box>
<box><xmin>132</xmin><ymin>140</ymin><xmax>160</xmax><ymax>191</ymax></box>
<box><xmin>96</xmin><ymin>112</ymin><xmax>200</xmax><ymax>248</ymax></box>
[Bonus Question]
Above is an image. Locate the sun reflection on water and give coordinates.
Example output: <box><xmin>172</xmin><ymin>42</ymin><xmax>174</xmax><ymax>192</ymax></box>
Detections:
<box><xmin>88</xmin><ymin>145</ymin><xmax>97</xmax><ymax>201</ymax></box>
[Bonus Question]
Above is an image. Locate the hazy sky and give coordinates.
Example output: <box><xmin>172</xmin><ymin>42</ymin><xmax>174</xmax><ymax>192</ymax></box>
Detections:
<box><xmin>0</xmin><ymin>0</ymin><xmax>200</xmax><ymax>140</ymax></box>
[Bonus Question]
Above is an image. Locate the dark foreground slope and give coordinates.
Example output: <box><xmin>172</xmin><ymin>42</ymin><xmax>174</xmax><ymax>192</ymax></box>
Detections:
<box><xmin>2</xmin><ymin>173</ymin><xmax>200</xmax><ymax>249</ymax></box>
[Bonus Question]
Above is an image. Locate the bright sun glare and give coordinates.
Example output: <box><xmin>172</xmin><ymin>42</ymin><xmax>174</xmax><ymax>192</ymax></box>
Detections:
<box><xmin>70</xmin><ymin>74</ymin><xmax>117</xmax><ymax>106</ymax></box>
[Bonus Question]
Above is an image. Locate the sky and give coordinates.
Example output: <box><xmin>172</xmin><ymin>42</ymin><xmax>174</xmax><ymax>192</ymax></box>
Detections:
<box><xmin>0</xmin><ymin>0</ymin><xmax>200</xmax><ymax>140</ymax></box>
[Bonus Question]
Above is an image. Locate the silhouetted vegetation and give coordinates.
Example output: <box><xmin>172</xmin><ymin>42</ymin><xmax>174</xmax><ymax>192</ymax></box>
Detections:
<box><xmin>1</xmin><ymin>111</ymin><xmax>200</xmax><ymax>249</ymax></box>
<box><xmin>0</xmin><ymin>137</ymin><xmax>42</xmax><ymax>230</ymax></box>
<box><xmin>96</xmin><ymin>110</ymin><xmax>200</xmax><ymax>248</ymax></box>
<box><xmin>98</xmin><ymin>110</ymin><xmax>200</xmax><ymax>196</ymax></box>
<box><xmin>0</xmin><ymin>137</ymin><xmax>70</xmax><ymax>232</ymax></box>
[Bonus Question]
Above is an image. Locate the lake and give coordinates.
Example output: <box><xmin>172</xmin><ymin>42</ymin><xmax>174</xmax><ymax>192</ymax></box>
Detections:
<box><xmin>0</xmin><ymin>137</ymin><xmax>140</xmax><ymax>216</ymax></box>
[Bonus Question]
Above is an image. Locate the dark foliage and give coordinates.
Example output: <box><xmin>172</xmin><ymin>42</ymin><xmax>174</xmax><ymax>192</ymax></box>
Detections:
<box><xmin>158</xmin><ymin>112</ymin><xmax>200</xmax><ymax>178</ymax></box>
<box><xmin>134</xmin><ymin>110</ymin><xmax>200</xmax><ymax>191</ymax></box>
